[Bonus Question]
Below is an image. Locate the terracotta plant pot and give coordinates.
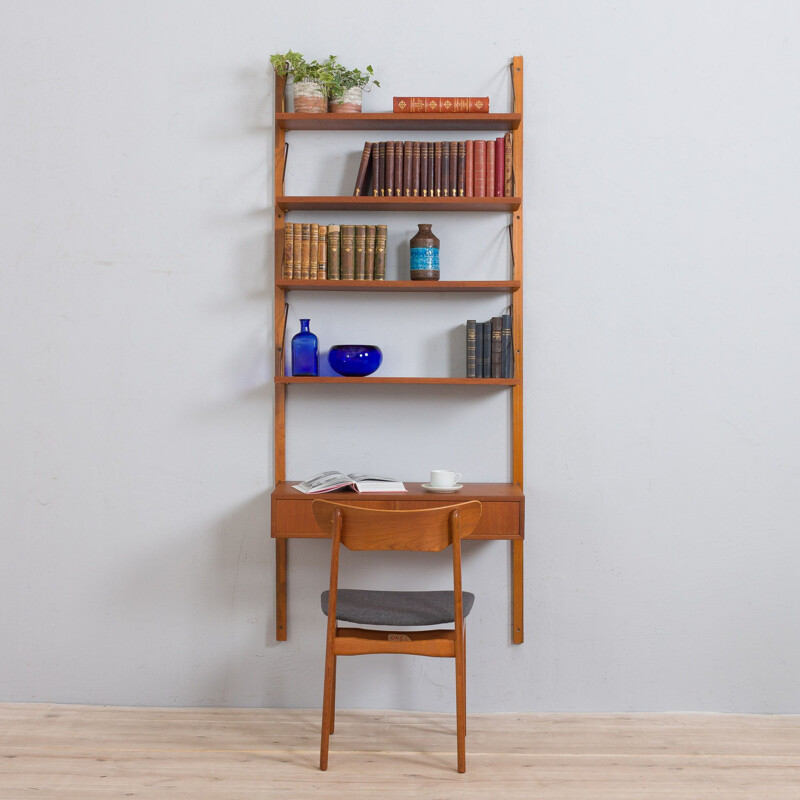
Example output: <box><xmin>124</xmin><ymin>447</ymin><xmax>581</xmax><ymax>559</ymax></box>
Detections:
<box><xmin>291</xmin><ymin>79</ymin><xmax>327</xmax><ymax>113</ymax></box>
<box><xmin>329</xmin><ymin>86</ymin><xmax>363</xmax><ymax>113</ymax></box>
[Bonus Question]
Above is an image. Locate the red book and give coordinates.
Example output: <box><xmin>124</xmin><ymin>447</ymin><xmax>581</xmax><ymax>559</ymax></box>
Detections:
<box><xmin>404</xmin><ymin>141</ymin><xmax>413</xmax><ymax>197</ymax></box>
<box><xmin>495</xmin><ymin>137</ymin><xmax>504</xmax><ymax>197</ymax></box>
<box><xmin>412</xmin><ymin>140</ymin><xmax>421</xmax><ymax>196</ymax></box>
<box><xmin>441</xmin><ymin>140</ymin><xmax>450</xmax><ymax>196</ymax></box>
<box><xmin>378</xmin><ymin>141</ymin><xmax>386</xmax><ymax>196</ymax></box>
<box><xmin>473</xmin><ymin>140</ymin><xmax>486</xmax><ymax>197</ymax></box>
<box><xmin>393</xmin><ymin>140</ymin><xmax>403</xmax><ymax>196</ymax></box>
<box><xmin>434</xmin><ymin>141</ymin><xmax>443</xmax><ymax>196</ymax></box>
<box><xmin>393</xmin><ymin>97</ymin><xmax>490</xmax><ymax>113</ymax></box>
<box><xmin>385</xmin><ymin>140</ymin><xmax>395</xmax><ymax>197</ymax></box>
<box><xmin>448</xmin><ymin>141</ymin><xmax>458</xmax><ymax>198</ymax></box>
<box><xmin>485</xmin><ymin>140</ymin><xmax>495</xmax><ymax>198</ymax></box>
<box><xmin>457</xmin><ymin>140</ymin><xmax>466</xmax><ymax>197</ymax></box>
<box><xmin>353</xmin><ymin>142</ymin><xmax>372</xmax><ymax>196</ymax></box>
<box><xmin>427</xmin><ymin>142</ymin><xmax>435</xmax><ymax>196</ymax></box>
<box><xmin>420</xmin><ymin>140</ymin><xmax>429</xmax><ymax>196</ymax></box>
<box><xmin>504</xmin><ymin>132</ymin><xmax>513</xmax><ymax>197</ymax></box>
<box><xmin>465</xmin><ymin>140</ymin><xmax>474</xmax><ymax>197</ymax></box>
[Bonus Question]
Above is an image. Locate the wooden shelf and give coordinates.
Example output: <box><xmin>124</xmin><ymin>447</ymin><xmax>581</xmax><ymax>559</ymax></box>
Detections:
<box><xmin>275</xmin><ymin>376</ymin><xmax>520</xmax><ymax>386</ymax></box>
<box><xmin>276</xmin><ymin>279</ymin><xmax>520</xmax><ymax>293</ymax></box>
<box><xmin>277</xmin><ymin>195</ymin><xmax>521</xmax><ymax>213</ymax></box>
<box><xmin>277</xmin><ymin>112</ymin><xmax>521</xmax><ymax>131</ymax></box>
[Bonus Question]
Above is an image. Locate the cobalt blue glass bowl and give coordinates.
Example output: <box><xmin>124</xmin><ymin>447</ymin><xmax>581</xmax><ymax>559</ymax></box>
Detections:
<box><xmin>328</xmin><ymin>345</ymin><xmax>383</xmax><ymax>377</ymax></box>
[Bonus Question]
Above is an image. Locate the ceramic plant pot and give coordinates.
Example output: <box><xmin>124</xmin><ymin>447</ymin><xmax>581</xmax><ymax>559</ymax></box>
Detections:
<box><xmin>329</xmin><ymin>86</ymin><xmax>363</xmax><ymax>113</ymax></box>
<box><xmin>291</xmin><ymin>79</ymin><xmax>327</xmax><ymax>113</ymax></box>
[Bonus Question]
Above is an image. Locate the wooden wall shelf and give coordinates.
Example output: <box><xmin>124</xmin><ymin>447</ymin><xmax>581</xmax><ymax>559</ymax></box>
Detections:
<box><xmin>276</xmin><ymin>279</ymin><xmax>521</xmax><ymax>293</ymax></box>
<box><xmin>275</xmin><ymin>376</ymin><xmax>520</xmax><ymax>385</ymax></box>
<box><xmin>277</xmin><ymin>196</ymin><xmax>521</xmax><ymax>212</ymax></box>
<box><xmin>277</xmin><ymin>112</ymin><xmax>522</xmax><ymax>132</ymax></box>
<box><xmin>271</xmin><ymin>57</ymin><xmax>525</xmax><ymax>645</ymax></box>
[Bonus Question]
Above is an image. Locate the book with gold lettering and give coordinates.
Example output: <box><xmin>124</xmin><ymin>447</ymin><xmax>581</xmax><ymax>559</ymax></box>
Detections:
<box><xmin>448</xmin><ymin>141</ymin><xmax>458</xmax><ymax>198</ymax></box>
<box><xmin>283</xmin><ymin>222</ymin><xmax>294</xmax><ymax>279</ymax></box>
<box><xmin>504</xmin><ymin>132</ymin><xmax>513</xmax><ymax>197</ymax></box>
<box><xmin>420</xmin><ymin>141</ymin><xmax>429</xmax><ymax>196</ymax></box>
<box><xmin>473</xmin><ymin>140</ymin><xmax>486</xmax><ymax>197</ymax></box>
<box><xmin>340</xmin><ymin>225</ymin><xmax>355</xmax><ymax>280</ymax></box>
<box><xmin>365</xmin><ymin>225</ymin><xmax>376</xmax><ymax>280</ymax></box>
<box><xmin>465</xmin><ymin>140</ymin><xmax>474</xmax><ymax>197</ymax></box>
<box><xmin>495</xmin><ymin>137</ymin><xmax>505</xmax><ymax>197</ymax></box>
<box><xmin>354</xmin><ymin>225</ymin><xmax>366</xmax><ymax>280</ymax></box>
<box><xmin>374</xmin><ymin>225</ymin><xmax>387</xmax><ymax>280</ymax></box>
<box><xmin>485</xmin><ymin>140</ymin><xmax>495</xmax><ymax>198</ymax></box>
<box><xmin>441</xmin><ymin>141</ymin><xmax>450</xmax><ymax>197</ymax></box>
<box><xmin>385</xmin><ymin>140</ymin><xmax>395</xmax><ymax>197</ymax></box>
<box><xmin>309</xmin><ymin>223</ymin><xmax>319</xmax><ymax>280</ymax></box>
<box><xmin>393</xmin><ymin>140</ymin><xmax>403</xmax><ymax>196</ymax></box>
<box><xmin>300</xmin><ymin>223</ymin><xmax>311</xmax><ymax>279</ymax></box>
<box><xmin>318</xmin><ymin>225</ymin><xmax>328</xmax><ymax>280</ymax></box>
<box><xmin>393</xmin><ymin>97</ymin><xmax>489</xmax><ymax>113</ymax></box>
<box><xmin>353</xmin><ymin>142</ymin><xmax>373</xmax><ymax>196</ymax></box>
<box><xmin>327</xmin><ymin>224</ymin><xmax>340</xmax><ymax>280</ymax></box>
<box><xmin>434</xmin><ymin>141</ymin><xmax>443</xmax><ymax>197</ymax></box>
<box><xmin>292</xmin><ymin>223</ymin><xmax>302</xmax><ymax>278</ymax></box>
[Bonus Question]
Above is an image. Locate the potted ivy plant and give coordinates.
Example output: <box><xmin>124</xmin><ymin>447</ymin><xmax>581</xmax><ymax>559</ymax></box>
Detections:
<box><xmin>270</xmin><ymin>50</ymin><xmax>327</xmax><ymax>113</ymax></box>
<box><xmin>324</xmin><ymin>57</ymin><xmax>380</xmax><ymax>113</ymax></box>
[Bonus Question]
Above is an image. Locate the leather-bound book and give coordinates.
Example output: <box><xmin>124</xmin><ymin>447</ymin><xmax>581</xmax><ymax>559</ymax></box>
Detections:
<box><xmin>495</xmin><ymin>137</ymin><xmax>505</xmax><ymax>197</ymax></box>
<box><xmin>482</xmin><ymin>320</ymin><xmax>491</xmax><ymax>377</ymax></box>
<box><xmin>403</xmin><ymin>141</ymin><xmax>413</xmax><ymax>196</ymax></box>
<box><xmin>293</xmin><ymin>223</ymin><xmax>302</xmax><ymax>278</ymax></box>
<box><xmin>374</xmin><ymin>224</ymin><xmax>387</xmax><ymax>280</ymax></box>
<box><xmin>283</xmin><ymin>222</ymin><xmax>294</xmax><ymax>279</ymax></box>
<box><xmin>412</xmin><ymin>141</ymin><xmax>421</xmax><ymax>196</ymax></box>
<box><xmin>364</xmin><ymin>225</ymin><xmax>376</xmax><ymax>279</ymax></box>
<box><xmin>504</xmin><ymin>132</ymin><xmax>513</xmax><ymax>197</ymax></box>
<box><xmin>309</xmin><ymin>223</ymin><xmax>319</xmax><ymax>280</ymax></box>
<box><xmin>441</xmin><ymin>141</ymin><xmax>450</xmax><ymax>197</ymax></box>
<box><xmin>394</xmin><ymin>141</ymin><xmax>403</xmax><ymax>196</ymax></box>
<box><xmin>300</xmin><ymin>223</ymin><xmax>311</xmax><ymax>279</ymax></box>
<box><xmin>434</xmin><ymin>141</ymin><xmax>443</xmax><ymax>196</ymax></box>
<box><xmin>385</xmin><ymin>141</ymin><xmax>395</xmax><ymax>197</ymax></box>
<box><xmin>427</xmin><ymin>142</ymin><xmax>435</xmax><ymax>197</ymax></box>
<box><xmin>474</xmin><ymin>321</ymin><xmax>484</xmax><ymax>378</ymax></box>
<box><xmin>485</xmin><ymin>141</ymin><xmax>495</xmax><ymax>198</ymax></box>
<box><xmin>318</xmin><ymin>225</ymin><xmax>328</xmax><ymax>280</ymax></box>
<box><xmin>393</xmin><ymin>97</ymin><xmax>490</xmax><ymax>113</ymax></box>
<box><xmin>457</xmin><ymin>141</ymin><xmax>466</xmax><ymax>197</ymax></box>
<box><xmin>474</xmin><ymin>140</ymin><xmax>486</xmax><ymax>197</ymax></box>
<box><xmin>448</xmin><ymin>141</ymin><xmax>458</xmax><ymax>198</ymax></box>
<box><xmin>327</xmin><ymin>224</ymin><xmax>340</xmax><ymax>279</ymax></box>
<box><xmin>420</xmin><ymin>141</ymin><xmax>429</xmax><ymax>196</ymax></box>
<box><xmin>354</xmin><ymin>225</ymin><xmax>366</xmax><ymax>279</ymax></box>
<box><xmin>353</xmin><ymin>142</ymin><xmax>372</xmax><ymax>196</ymax></box>
<box><xmin>466</xmin><ymin>319</ymin><xmax>477</xmax><ymax>378</ymax></box>
<box><xmin>491</xmin><ymin>316</ymin><xmax>502</xmax><ymax>378</ymax></box>
<box><xmin>371</xmin><ymin>144</ymin><xmax>380</xmax><ymax>196</ymax></box>
<box><xmin>340</xmin><ymin>225</ymin><xmax>355</xmax><ymax>279</ymax></box>
<box><xmin>465</xmin><ymin>140</ymin><xmax>474</xmax><ymax>197</ymax></box>
<box><xmin>378</xmin><ymin>141</ymin><xmax>386</xmax><ymax>196</ymax></box>
<box><xmin>501</xmin><ymin>313</ymin><xmax>513</xmax><ymax>378</ymax></box>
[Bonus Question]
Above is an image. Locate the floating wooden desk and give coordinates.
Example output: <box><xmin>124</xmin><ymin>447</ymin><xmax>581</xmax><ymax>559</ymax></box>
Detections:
<box><xmin>271</xmin><ymin>481</ymin><xmax>525</xmax><ymax>643</ymax></box>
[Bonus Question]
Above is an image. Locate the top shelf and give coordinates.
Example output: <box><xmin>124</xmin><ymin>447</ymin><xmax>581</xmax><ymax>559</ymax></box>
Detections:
<box><xmin>276</xmin><ymin>112</ymin><xmax>522</xmax><ymax>132</ymax></box>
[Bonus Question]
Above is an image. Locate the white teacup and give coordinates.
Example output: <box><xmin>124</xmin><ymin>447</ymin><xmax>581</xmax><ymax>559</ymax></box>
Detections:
<box><xmin>430</xmin><ymin>470</ymin><xmax>462</xmax><ymax>488</ymax></box>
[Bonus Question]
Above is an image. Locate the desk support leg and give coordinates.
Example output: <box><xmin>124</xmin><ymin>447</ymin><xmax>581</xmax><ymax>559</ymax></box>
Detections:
<box><xmin>276</xmin><ymin>539</ymin><xmax>287</xmax><ymax>641</ymax></box>
<box><xmin>512</xmin><ymin>539</ymin><xmax>523</xmax><ymax>644</ymax></box>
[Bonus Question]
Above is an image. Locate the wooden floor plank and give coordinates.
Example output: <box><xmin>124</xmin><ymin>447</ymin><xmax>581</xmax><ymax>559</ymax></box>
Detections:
<box><xmin>2</xmin><ymin>704</ymin><xmax>799</xmax><ymax>799</ymax></box>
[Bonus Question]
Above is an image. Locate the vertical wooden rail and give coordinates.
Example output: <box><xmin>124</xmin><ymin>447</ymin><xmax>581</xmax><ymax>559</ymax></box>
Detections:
<box><xmin>510</xmin><ymin>56</ymin><xmax>524</xmax><ymax>644</ymax></box>
<box><xmin>274</xmin><ymin>73</ymin><xmax>289</xmax><ymax>640</ymax></box>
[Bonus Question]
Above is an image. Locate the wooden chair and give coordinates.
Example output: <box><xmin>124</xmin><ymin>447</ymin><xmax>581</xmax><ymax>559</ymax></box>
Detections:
<box><xmin>312</xmin><ymin>499</ymin><xmax>482</xmax><ymax>774</ymax></box>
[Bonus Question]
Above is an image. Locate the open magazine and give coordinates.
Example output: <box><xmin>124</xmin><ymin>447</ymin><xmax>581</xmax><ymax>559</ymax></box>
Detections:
<box><xmin>292</xmin><ymin>471</ymin><xmax>407</xmax><ymax>494</ymax></box>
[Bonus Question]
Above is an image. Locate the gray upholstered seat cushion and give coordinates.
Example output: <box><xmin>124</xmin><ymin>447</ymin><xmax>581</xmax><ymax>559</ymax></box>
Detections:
<box><xmin>321</xmin><ymin>589</ymin><xmax>474</xmax><ymax>626</ymax></box>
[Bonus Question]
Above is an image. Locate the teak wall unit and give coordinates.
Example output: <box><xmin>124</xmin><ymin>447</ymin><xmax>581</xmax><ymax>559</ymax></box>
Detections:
<box><xmin>271</xmin><ymin>56</ymin><xmax>525</xmax><ymax>643</ymax></box>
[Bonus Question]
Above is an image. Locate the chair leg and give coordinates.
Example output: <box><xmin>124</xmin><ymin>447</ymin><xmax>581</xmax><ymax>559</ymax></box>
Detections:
<box><xmin>455</xmin><ymin>622</ymin><xmax>467</xmax><ymax>773</ymax></box>
<box><xmin>320</xmin><ymin>646</ymin><xmax>336</xmax><ymax>770</ymax></box>
<box><xmin>329</xmin><ymin>655</ymin><xmax>337</xmax><ymax>735</ymax></box>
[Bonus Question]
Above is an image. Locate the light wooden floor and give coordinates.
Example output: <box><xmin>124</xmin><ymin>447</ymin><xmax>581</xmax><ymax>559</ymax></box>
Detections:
<box><xmin>2</xmin><ymin>703</ymin><xmax>799</xmax><ymax>799</ymax></box>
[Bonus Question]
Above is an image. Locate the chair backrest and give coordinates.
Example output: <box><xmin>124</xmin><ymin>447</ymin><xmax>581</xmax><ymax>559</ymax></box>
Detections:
<box><xmin>312</xmin><ymin>500</ymin><xmax>482</xmax><ymax>551</ymax></box>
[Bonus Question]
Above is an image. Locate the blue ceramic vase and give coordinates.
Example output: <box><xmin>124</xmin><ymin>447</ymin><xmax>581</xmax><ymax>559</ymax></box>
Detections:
<box><xmin>291</xmin><ymin>319</ymin><xmax>319</xmax><ymax>376</ymax></box>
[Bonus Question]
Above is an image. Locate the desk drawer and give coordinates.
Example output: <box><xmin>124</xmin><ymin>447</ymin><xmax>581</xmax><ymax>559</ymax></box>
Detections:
<box><xmin>384</xmin><ymin>500</ymin><xmax>521</xmax><ymax>540</ymax></box>
<box><xmin>273</xmin><ymin>499</ymin><xmax>396</xmax><ymax>537</ymax></box>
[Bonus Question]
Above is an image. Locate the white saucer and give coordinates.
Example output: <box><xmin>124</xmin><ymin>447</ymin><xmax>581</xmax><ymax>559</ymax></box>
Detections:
<box><xmin>421</xmin><ymin>483</ymin><xmax>463</xmax><ymax>493</ymax></box>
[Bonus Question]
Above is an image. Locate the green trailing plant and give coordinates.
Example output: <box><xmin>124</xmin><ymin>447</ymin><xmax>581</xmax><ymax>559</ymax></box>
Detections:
<box><xmin>322</xmin><ymin>56</ymin><xmax>380</xmax><ymax>102</ymax></box>
<box><xmin>269</xmin><ymin>50</ymin><xmax>326</xmax><ymax>85</ymax></box>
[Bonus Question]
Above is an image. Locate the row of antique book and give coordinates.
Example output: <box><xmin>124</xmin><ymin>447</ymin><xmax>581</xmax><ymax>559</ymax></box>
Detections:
<box><xmin>353</xmin><ymin>137</ymin><xmax>514</xmax><ymax>198</ymax></box>
<box><xmin>282</xmin><ymin>222</ymin><xmax>387</xmax><ymax>280</ymax></box>
<box><xmin>466</xmin><ymin>315</ymin><xmax>514</xmax><ymax>379</ymax></box>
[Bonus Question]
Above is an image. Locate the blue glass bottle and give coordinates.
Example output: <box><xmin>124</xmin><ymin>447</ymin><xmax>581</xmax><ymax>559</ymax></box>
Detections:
<box><xmin>291</xmin><ymin>319</ymin><xmax>319</xmax><ymax>376</ymax></box>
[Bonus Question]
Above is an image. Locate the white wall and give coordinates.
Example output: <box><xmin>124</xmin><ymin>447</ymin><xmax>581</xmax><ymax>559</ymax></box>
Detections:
<box><xmin>1</xmin><ymin>0</ymin><xmax>799</xmax><ymax>712</ymax></box>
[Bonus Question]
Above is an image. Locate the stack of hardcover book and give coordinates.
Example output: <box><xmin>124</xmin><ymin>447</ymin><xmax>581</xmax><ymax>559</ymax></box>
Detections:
<box><xmin>283</xmin><ymin>223</ymin><xmax>387</xmax><ymax>280</ymax></box>
<box><xmin>353</xmin><ymin>137</ymin><xmax>513</xmax><ymax>198</ymax></box>
<box><xmin>466</xmin><ymin>315</ymin><xmax>514</xmax><ymax>379</ymax></box>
